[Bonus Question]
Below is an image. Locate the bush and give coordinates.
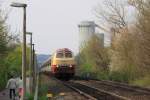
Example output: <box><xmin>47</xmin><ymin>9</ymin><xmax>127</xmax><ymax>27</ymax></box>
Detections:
<box><xmin>38</xmin><ymin>96</ymin><xmax>47</xmax><ymax>100</ymax></box>
<box><xmin>39</xmin><ymin>85</ymin><xmax>48</xmax><ymax>96</ymax></box>
<box><xmin>131</xmin><ymin>75</ymin><xmax>150</xmax><ymax>87</ymax></box>
<box><xmin>109</xmin><ymin>71</ymin><xmax>130</xmax><ymax>83</ymax></box>
<box><xmin>26</xmin><ymin>93</ymin><xmax>34</xmax><ymax>100</ymax></box>
<box><xmin>96</xmin><ymin>71</ymin><xmax>109</xmax><ymax>80</ymax></box>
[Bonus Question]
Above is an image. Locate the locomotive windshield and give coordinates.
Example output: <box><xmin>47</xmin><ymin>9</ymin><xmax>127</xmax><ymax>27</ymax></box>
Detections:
<box><xmin>65</xmin><ymin>52</ymin><xmax>72</xmax><ymax>58</ymax></box>
<box><xmin>56</xmin><ymin>53</ymin><xmax>63</xmax><ymax>58</ymax></box>
<box><xmin>56</xmin><ymin>49</ymin><xmax>73</xmax><ymax>58</ymax></box>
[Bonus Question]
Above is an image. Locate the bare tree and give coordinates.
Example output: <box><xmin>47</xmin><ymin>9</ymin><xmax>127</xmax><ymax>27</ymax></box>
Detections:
<box><xmin>95</xmin><ymin>0</ymin><xmax>128</xmax><ymax>34</ymax></box>
<box><xmin>111</xmin><ymin>0</ymin><xmax>150</xmax><ymax>79</ymax></box>
<box><xmin>132</xmin><ymin>0</ymin><xmax>150</xmax><ymax>75</ymax></box>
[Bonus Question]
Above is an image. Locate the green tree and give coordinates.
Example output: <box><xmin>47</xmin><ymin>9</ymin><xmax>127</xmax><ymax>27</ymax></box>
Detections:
<box><xmin>79</xmin><ymin>34</ymin><xmax>110</xmax><ymax>79</ymax></box>
<box><xmin>0</xmin><ymin>44</ymin><xmax>30</xmax><ymax>89</ymax></box>
<box><xmin>0</xmin><ymin>8</ymin><xmax>30</xmax><ymax>89</ymax></box>
<box><xmin>0</xmin><ymin>9</ymin><xmax>9</xmax><ymax>89</ymax></box>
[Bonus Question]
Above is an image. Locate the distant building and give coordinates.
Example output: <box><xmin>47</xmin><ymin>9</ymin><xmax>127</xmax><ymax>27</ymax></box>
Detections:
<box><xmin>78</xmin><ymin>21</ymin><xmax>96</xmax><ymax>48</ymax></box>
<box><xmin>78</xmin><ymin>21</ymin><xmax>104</xmax><ymax>50</ymax></box>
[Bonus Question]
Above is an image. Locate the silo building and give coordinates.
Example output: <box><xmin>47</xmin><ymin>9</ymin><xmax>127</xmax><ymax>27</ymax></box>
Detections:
<box><xmin>78</xmin><ymin>21</ymin><xmax>96</xmax><ymax>49</ymax></box>
<box><xmin>78</xmin><ymin>21</ymin><xmax>104</xmax><ymax>51</ymax></box>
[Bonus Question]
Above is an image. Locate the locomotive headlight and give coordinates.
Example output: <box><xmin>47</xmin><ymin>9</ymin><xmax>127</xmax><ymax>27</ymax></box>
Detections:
<box><xmin>69</xmin><ymin>65</ymin><xmax>72</xmax><ymax>67</ymax></box>
<box><xmin>56</xmin><ymin>65</ymin><xmax>59</xmax><ymax>67</ymax></box>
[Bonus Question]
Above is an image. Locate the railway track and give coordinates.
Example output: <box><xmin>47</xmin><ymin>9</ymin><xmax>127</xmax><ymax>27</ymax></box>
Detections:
<box><xmin>43</xmin><ymin>73</ymin><xmax>96</xmax><ymax>100</ymax></box>
<box><xmin>43</xmin><ymin>73</ymin><xmax>150</xmax><ymax>100</ymax></box>
<box><xmin>50</xmin><ymin>78</ymin><xmax>96</xmax><ymax>100</ymax></box>
<box><xmin>64</xmin><ymin>81</ymin><xmax>128</xmax><ymax>100</ymax></box>
<box><xmin>51</xmin><ymin>78</ymin><xmax>129</xmax><ymax>100</ymax></box>
<box><xmin>70</xmin><ymin>80</ymin><xmax>150</xmax><ymax>100</ymax></box>
<box><xmin>95</xmin><ymin>80</ymin><xmax>150</xmax><ymax>94</ymax></box>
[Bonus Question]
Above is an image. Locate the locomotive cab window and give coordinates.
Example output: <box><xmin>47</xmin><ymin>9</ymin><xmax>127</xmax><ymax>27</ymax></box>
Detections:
<box><xmin>56</xmin><ymin>53</ymin><xmax>64</xmax><ymax>58</ymax></box>
<box><xmin>65</xmin><ymin>53</ymin><xmax>72</xmax><ymax>58</ymax></box>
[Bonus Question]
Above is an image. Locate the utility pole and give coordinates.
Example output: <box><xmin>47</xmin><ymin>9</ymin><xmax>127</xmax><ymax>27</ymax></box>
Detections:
<box><xmin>26</xmin><ymin>32</ymin><xmax>33</xmax><ymax>94</ymax></box>
<box><xmin>34</xmin><ymin>54</ymin><xmax>37</xmax><ymax>83</ymax></box>
<box><xmin>32</xmin><ymin>44</ymin><xmax>35</xmax><ymax>92</ymax></box>
<box><xmin>10</xmin><ymin>3</ymin><xmax>27</xmax><ymax>100</ymax></box>
<box><xmin>23</xmin><ymin>5</ymin><xmax>27</xmax><ymax>99</ymax></box>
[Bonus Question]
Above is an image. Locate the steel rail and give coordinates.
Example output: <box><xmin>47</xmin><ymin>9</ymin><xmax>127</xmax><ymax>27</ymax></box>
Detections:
<box><xmin>95</xmin><ymin>80</ymin><xmax>150</xmax><ymax>94</ymax></box>
<box><xmin>68</xmin><ymin>81</ymin><xmax>129</xmax><ymax>100</ymax></box>
<box><xmin>46</xmin><ymin>74</ymin><xmax>97</xmax><ymax>100</ymax></box>
<box><xmin>63</xmin><ymin>82</ymin><xmax>97</xmax><ymax>100</ymax></box>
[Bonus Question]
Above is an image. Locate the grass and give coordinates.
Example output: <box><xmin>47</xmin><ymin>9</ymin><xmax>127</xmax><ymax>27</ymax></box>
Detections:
<box><xmin>131</xmin><ymin>75</ymin><xmax>150</xmax><ymax>88</ymax></box>
<box><xmin>26</xmin><ymin>93</ymin><xmax>34</xmax><ymax>100</ymax></box>
<box><xmin>38</xmin><ymin>74</ymin><xmax>50</xmax><ymax>100</ymax></box>
<box><xmin>109</xmin><ymin>71</ymin><xmax>130</xmax><ymax>83</ymax></box>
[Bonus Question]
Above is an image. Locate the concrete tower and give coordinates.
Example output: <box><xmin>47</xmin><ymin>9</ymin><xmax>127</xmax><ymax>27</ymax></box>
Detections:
<box><xmin>78</xmin><ymin>21</ymin><xmax>96</xmax><ymax>49</ymax></box>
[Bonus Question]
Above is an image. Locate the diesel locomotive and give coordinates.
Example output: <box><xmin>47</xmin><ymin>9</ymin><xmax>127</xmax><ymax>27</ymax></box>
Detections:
<box><xmin>41</xmin><ymin>48</ymin><xmax>76</xmax><ymax>79</ymax></box>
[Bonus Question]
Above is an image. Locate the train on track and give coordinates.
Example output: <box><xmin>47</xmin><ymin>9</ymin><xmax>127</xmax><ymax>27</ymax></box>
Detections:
<box><xmin>41</xmin><ymin>48</ymin><xmax>76</xmax><ymax>79</ymax></box>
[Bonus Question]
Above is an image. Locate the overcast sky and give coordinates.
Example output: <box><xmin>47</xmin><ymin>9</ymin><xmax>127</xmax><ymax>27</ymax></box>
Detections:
<box><xmin>2</xmin><ymin>0</ymin><xmax>105</xmax><ymax>54</ymax></box>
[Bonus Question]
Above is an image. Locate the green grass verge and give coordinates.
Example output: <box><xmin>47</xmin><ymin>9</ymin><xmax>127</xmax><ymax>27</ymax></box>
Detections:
<box><xmin>38</xmin><ymin>74</ymin><xmax>49</xmax><ymax>100</ymax></box>
<box><xmin>26</xmin><ymin>92</ymin><xmax>34</xmax><ymax>100</ymax></box>
<box><xmin>131</xmin><ymin>75</ymin><xmax>150</xmax><ymax>87</ymax></box>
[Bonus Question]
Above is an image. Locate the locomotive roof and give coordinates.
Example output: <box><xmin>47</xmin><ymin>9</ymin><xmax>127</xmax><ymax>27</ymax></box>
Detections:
<box><xmin>56</xmin><ymin>48</ymin><xmax>72</xmax><ymax>53</ymax></box>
